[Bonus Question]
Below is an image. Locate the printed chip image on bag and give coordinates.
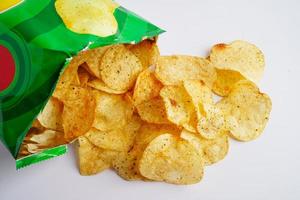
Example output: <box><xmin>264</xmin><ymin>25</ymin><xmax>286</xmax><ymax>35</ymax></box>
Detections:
<box><xmin>0</xmin><ymin>0</ymin><xmax>272</xmax><ymax>185</ymax></box>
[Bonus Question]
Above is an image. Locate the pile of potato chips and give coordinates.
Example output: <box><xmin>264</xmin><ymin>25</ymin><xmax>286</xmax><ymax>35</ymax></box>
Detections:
<box><xmin>20</xmin><ymin>39</ymin><xmax>272</xmax><ymax>185</ymax></box>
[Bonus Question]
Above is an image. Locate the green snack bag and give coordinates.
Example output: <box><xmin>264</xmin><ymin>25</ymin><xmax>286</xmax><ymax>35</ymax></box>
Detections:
<box><xmin>0</xmin><ymin>0</ymin><xmax>164</xmax><ymax>169</ymax></box>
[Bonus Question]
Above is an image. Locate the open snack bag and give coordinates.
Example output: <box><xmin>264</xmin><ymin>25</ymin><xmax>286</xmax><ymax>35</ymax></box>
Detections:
<box><xmin>0</xmin><ymin>0</ymin><xmax>164</xmax><ymax>169</ymax></box>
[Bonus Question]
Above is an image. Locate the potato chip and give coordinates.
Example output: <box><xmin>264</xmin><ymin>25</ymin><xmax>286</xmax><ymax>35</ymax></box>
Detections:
<box><xmin>111</xmin><ymin>123</ymin><xmax>180</xmax><ymax>181</ymax></box>
<box><xmin>77</xmin><ymin>66</ymin><xmax>91</xmax><ymax>86</ymax></box>
<box><xmin>31</xmin><ymin>119</ymin><xmax>45</xmax><ymax>130</ymax></box>
<box><xmin>183</xmin><ymin>80</ymin><xmax>225</xmax><ymax>139</ymax></box>
<box><xmin>78</xmin><ymin>137</ymin><xmax>110</xmax><ymax>176</ymax></box>
<box><xmin>200</xmin><ymin>132</ymin><xmax>229</xmax><ymax>165</ymax></box>
<box><xmin>217</xmin><ymin>80</ymin><xmax>272</xmax><ymax>141</ymax></box>
<box><xmin>136</xmin><ymin>97</ymin><xmax>170</xmax><ymax>124</ymax></box>
<box><xmin>181</xmin><ymin>129</ymin><xmax>229</xmax><ymax>166</ymax></box>
<box><xmin>61</xmin><ymin>86</ymin><xmax>96</xmax><ymax>141</ymax></box>
<box><xmin>127</xmin><ymin>39</ymin><xmax>160</xmax><ymax>69</ymax></box>
<box><xmin>29</xmin><ymin>130</ymin><xmax>64</xmax><ymax>146</ymax></box>
<box><xmin>53</xmin><ymin>54</ymin><xmax>84</xmax><ymax>100</ymax></box>
<box><xmin>88</xmin><ymin>78</ymin><xmax>127</xmax><ymax>94</ymax></box>
<box><xmin>112</xmin><ymin>149</ymin><xmax>145</xmax><ymax>181</ymax></box>
<box><xmin>180</xmin><ymin>129</ymin><xmax>203</xmax><ymax>153</ymax></box>
<box><xmin>81</xmin><ymin>46</ymin><xmax>110</xmax><ymax>78</ymax></box>
<box><xmin>122</xmin><ymin>114</ymin><xmax>142</xmax><ymax>150</ymax></box>
<box><xmin>100</xmin><ymin>45</ymin><xmax>143</xmax><ymax>91</ymax></box>
<box><xmin>93</xmin><ymin>90</ymin><xmax>134</xmax><ymax>131</ymax></box>
<box><xmin>86</xmin><ymin>115</ymin><xmax>141</xmax><ymax>151</ymax></box>
<box><xmin>138</xmin><ymin>134</ymin><xmax>203</xmax><ymax>184</ymax></box>
<box><xmin>212</xmin><ymin>69</ymin><xmax>245</xmax><ymax>96</ymax></box>
<box><xmin>135</xmin><ymin>123</ymin><xmax>181</xmax><ymax>149</ymax></box>
<box><xmin>98</xmin><ymin>149</ymin><xmax>119</xmax><ymax>165</ymax></box>
<box><xmin>209</xmin><ymin>40</ymin><xmax>265</xmax><ymax>84</ymax></box>
<box><xmin>24</xmin><ymin>129</ymin><xmax>65</xmax><ymax>154</ymax></box>
<box><xmin>85</xmin><ymin>128</ymin><xmax>126</xmax><ymax>151</ymax></box>
<box><xmin>55</xmin><ymin>0</ymin><xmax>118</xmax><ymax>37</ymax></box>
<box><xmin>160</xmin><ymin>85</ymin><xmax>196</xmax><ymax>130</ymax></box>
<box><xmin>133</xmin><ymin>69</ymin><xmax>163</xmax><ymax>105</ymax></box>
<box><xmin>155</xmin><ymin>56</ymin><xmax>216</xmax><ymax>88</ymax></box>
<box><xmin>37</xmin><ymin>97</ymin><xmax>63</xmax><ymax>131</ymax></box>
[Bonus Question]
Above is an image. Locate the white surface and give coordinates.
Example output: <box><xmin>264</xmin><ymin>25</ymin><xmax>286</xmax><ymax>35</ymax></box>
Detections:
<box><xmin>1</xmin><ymin>0</ymin><xmax>300</xmax><ymax>199</ymax></box>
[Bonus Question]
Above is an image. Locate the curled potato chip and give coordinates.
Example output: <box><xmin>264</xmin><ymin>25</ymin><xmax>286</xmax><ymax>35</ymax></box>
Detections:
<box><xmin>29</xmin><ymin>130</ymin><xmax>64</xmax><ymax>146</ymax></box>
<box><xmin>88</xmin><ymin>78</ymin><xmax>127</xmax><ymax>94</ymax></box>
<box><xmin>55</xmin><ymin>0</ymin><xmax>118</xmax><ymax>37</ymax></box>
<box><xmin>86</xmin><ymin>115</ymin><xmax>141</xmax><ymax>151</ymax></box>
<box><xmin>61</xmin><ymin>86</ymin><xmax>96</xmax><ymax>141</ymax></box>
<box><xmin>112</xmin><ymin>123</ymin><xmax>180</xmax><ymax>181</ymax></box>
<box><xmin>181</xmin><ymin>129</ymin><xmax>229</xmax><ymax>166</ymax></box>
<box><xmin>133</xmin><ymin>69</ymin><xmax>163</xmax><ymax>105</ymax></box>
<box><xmin>155</xmin><ymin>56</ymin><xmax>216</xmax><ymax>88</ymax></box>
<box><xmin>78</xmin><ymin>137</ymin><xmax>110</xmax><ymax>176</ymax></box>
<box><xmin>112</xmin><ymin>149</ymin><xmax>145</xmax><ymax>181</ymax></box>
<box><xmin>212</xmin><ymin>69</ymin><xmax>245</xmax><ymax>96</ymax></box>
<box><xmin>100</xmin><ymin>45</ymin><xmax>143</xmax><ymax>91</ymax></box>
<box><xmin>160</xmin><ymin>85</ymin><xmax>196</xmax><ymax>130</ymax></box>
<box><xmin>81</xmin><ymin>46</ymin><xmax>110</xmax><ymax>78</ymax></box>
<box><xmin>23</xmin><ymin>129</ymin><xmax>65</xmax><ymax>154</ymax></box>
<box><xmin>77</xmin><ymin>66</ymin><xmax>91</xmax><ymax>86</ymax></box>
<box><xmin>127</xmin><ymin>39</ymin><xmax>160</xmax><ymax>69</ymax></box>
<box><xmin>183</xmin><ymin>80</ymin><xmax>225</xmax><ymax>139</ymax></box>
<box><xmin>135</xmin><ymin>123</ymin><xmax>181</xmax><ymax>149</ymax></box>
<box><xmin>209</xmin><ymin>40</ymin><xmax>265</xmax><ymax>84</ymax></box>
<box><xmin>85</xmin><ymin>128</ymin><xmax>127</xmax><ymax>151</ymax></box>
<box><xmin>139</xmin><ymin>134</ymin><xmax>203</xmax><ymax>185</ymax></box>
<box><xmin>93</xmin><ymin>90</ymin><xmax>134</xmax><ymax>131</ymax></box>
<box><xmin>53</xmin><ymin>54</ymin><xmax>85</xmax><ymax>99</ymax></box>
<box><xmin>136</xmin><ymin>97</ymin><xmax>170</xmax><ymax>124</ymax></box>
<box><xmin>37</xmin><ymin>97</ymin><xmax>63</xmax><ymax>131</ymax></box>
<box><xmin>217</xmin><ymin>80</ymin><xmax>272</xmax><ymax>141</ymax></box>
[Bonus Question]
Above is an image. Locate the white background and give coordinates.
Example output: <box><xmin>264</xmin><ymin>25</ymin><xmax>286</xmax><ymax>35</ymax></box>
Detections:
<box><xmin>1</xmin><ymin>0</ymin><xmax>300</xmax><ymax>199</ymax></box>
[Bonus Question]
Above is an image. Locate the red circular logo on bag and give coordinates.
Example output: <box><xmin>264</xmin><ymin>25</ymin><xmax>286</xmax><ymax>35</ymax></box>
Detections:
<box><xmin>0</xmin><ymin>45</ymin><xmax>16</xmax><ymax>91</ymax></box>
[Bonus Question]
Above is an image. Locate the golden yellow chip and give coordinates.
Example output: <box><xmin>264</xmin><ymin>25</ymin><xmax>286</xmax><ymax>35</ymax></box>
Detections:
<box><xmin>127</xmin><ymin>39</ymin><xmax>160</xmax><ymax>69</ymax></box>
<box><xmin>217</xmin><ymin>80</ymin><xmax>272</xmax><ymax>141</ymax></box>
<box><xmin>112</xmin><ymin>149</ymin><xmax>145</xmax><ymax>181</ymax></box>
<box><xmin>133</xmin><ymin>69</ymin><xmax>163</xmax><ymax>105</ymax></box>
<box><xmin>160</xmin><ymin>85</ymin><xmax>196</xmax><ymax>130</ymax></box>
<box><xmin>81</xmin><ymin>46</ymin><xmax>110</xmax><ymax>78</ymax></box>
<box><xmin>98</xmin><ymin>149</ymin><xmax>119</xmax><ymax>166</ymax></box>
<box><xmin>85</xmin><ymin>128</ymin><xmax>127</xmax><ymax>151</ymax></box>
<box><xmin>88</xmin><ymin>78</ymin><xmax>127</xmax><ymax>94</ymax></box>
<box><xmin>24</xmin><ymin>129</ymin><xmax>65</xmax><ymax>154</ymax></box>
<box><xmin>37</xmin><ymin>97</ymin><xmax>63</xmax><ymax>132</ymax></box>
<box><xmin>77</xmin><ymin>66</ymin><xmax>91</xmax><ymax>86</ymax></box>
<box><xmin>61</xmin><ymin>86</ymin><xmax>96</xmax><ymax>141</ymax></box>
<box><xmin>100</xmin><ymin>45</ymin><xmax>143</xmax><ymax>91</ymax></box>
<box><xmin>29</xmin><ymin>130</ymin><xmax>64</xmax><ymax>146</ymax></box>
<box><xmin>136</xmin><ymin>97</ymin><xmax>170</xmax><ymax>124</ymax></box>
<box><xmin>122</xmin><ymin>114</ymin><xmax>142</xmax><ymax>151</ymax></box>
<box><xmin>53</xmin><ymin>54</ymin><xmax>85</xmax><ymax>100</ymax></box>
<box><xmin>138</xmin><ymin>134</ymin><xmax>204</xmax><ymax>185</ymax></box>
<box><xmin>86</xmin><ymin>115</ymin><xmax>141</xmax><ymax>152</ymax></box>
<box><xmin>93</xmin><ymin>90</ymin><xmax>134</xmax><ymax>131</ymax></box>
<box><xmin>209</xmin><ymin>40</ymin><xmax>265</xmax><ymax>84</ymax></box>
<box><xmin>78</xmin><ymin>137</ymin><xmax>110</xmax><ymax>176</ymax></box>
<box><xmin>180</xmin><ymin>129</ymin><xmax>229</xmax><ymax>166</ymax></box>
<box><xmin>55</xmin><ymin>0</ymin><xmax>118</xmax><ymax>37</ymax></box>
<box><xmin>212</xmin><ymin>69</ymin><xmax>245</xmax><ymax>96</ymax></box>
<box><xmin>155</xmin><ymin>56</ymin><xmax>216</xmax><ymax>88</ymax></box>
<box><xmin>183</xmin><ymin>80</ymin><xmax>225</xmax><ymax>139</ymax></box>
<box><xmin>135</xmin><ymin>123</ymin><xmax>181</xmax><ymax>149</ymax></box>
<box><xmin>112</xmin><ymin>123</ymin><xmax>181</xmax><ymax>181</ymax></box>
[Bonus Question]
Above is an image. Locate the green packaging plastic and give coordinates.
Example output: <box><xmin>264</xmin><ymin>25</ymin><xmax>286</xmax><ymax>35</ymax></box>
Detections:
<box><xmin>0</xmin><ymin>0</ymin><xmax>164</xmax><ymax>169</ymax></box>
